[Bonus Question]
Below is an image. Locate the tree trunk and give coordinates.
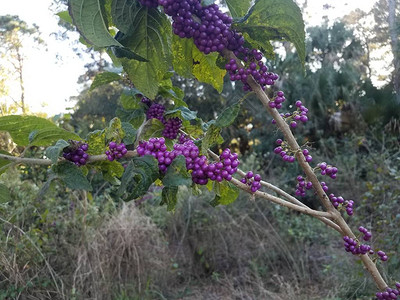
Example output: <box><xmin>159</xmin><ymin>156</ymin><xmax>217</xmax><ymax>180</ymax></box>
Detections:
<box><xmin>388</xmin><ymin>0</ymin><xmax>400</xmax><ymax>103</ymax></box>
<box><xmin>16</xmin><ymin>49</ymin><xmax>25</xmax><ymax>114</ymax></box>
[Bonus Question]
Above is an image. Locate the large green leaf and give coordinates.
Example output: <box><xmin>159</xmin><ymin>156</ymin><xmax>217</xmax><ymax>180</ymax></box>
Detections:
<box><xmin>68</xmin><ymin>0</ymin><xmax>146</xmax><ymax>61</ymax></box>
<box><xmin>235</xmin><ymin>0</ymin><xmax>306</xmax><ymax>67</ymax></box>
<box><xmin>171</xmin><ymin>35</ymin><xmax>194</xmax><ymax>78</ymax></box>
<box><xmin>90</xmin><ymin>72</ymin><xmax>121</xmax><ymax>91</ymax></box>
<box><xmin>201</xmin><ymin>124</ymin><xmax>224</xmax><ymax>154</ymax></box>
<box><xmin>162</xmin><ymin>155</ymin><xmax>192</xmax><ymax>187</ymax></box>
<box><xmin>118</xmin><ymin>155</ymin><xmax>159</xmax><ymax>200</ymax></box>
<box><xmin>53</xmin><ymin>161</ymin><xmax>92</xmax><ymax>191</ymax></box>
<box><xmin>112</xmin><ymin>2</ymin><xmax>172</xmax><ymax>99</ymax></box>
<box><xmin>116</xmin><ymin>106</ymin><xmax>145</xmax><ymax>129</ymax></box>
<box><xmin>119</xmin><ymin>91</ymin><xmax>142</xmax><ymax>110</ymax></box>
<box><xmin>210</xmin><ymin>181</ymin><xmax>239</xmax><ymax>206</ymax></box>
<box><xmin>29</xmin><ymin>128</ymin><xmax>80</xmax><ymax>147</ymax></box>
<box><xmin>226</xmin><ymin>0</ymin><xmax>252</xmax><ymax>18</ymax></box>
<box><xmin>0</xmin><ymin>115</ymin><xmax>79</xmax><ymax>147</ymax></box>
<box><xmin>192</xmin><ymin>47</ymin><xmax>226</xmax><ymax>93</ymax></box>
<box><xmin>215</xmin><ymin>102</ymin><xmax>241</xmax><ymax>128</ymax></box>
<box><xmin>69</xmin><ymin>0</ymin><xmax>122</xmax><ymax>47</ymax></box>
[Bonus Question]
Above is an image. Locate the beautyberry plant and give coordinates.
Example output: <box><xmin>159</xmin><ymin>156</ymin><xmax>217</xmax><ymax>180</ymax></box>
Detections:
<box><xmin>0</xmin><ymin>0</ymin><xmax>396</xmax><ymax>298</ymax></box>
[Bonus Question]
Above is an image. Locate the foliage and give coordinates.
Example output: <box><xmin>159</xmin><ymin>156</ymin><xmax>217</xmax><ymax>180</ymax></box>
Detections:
<box><xmin>0</xmin><ymin>0</ymin><xmax>399</xmax><ymax>298</ymax></box>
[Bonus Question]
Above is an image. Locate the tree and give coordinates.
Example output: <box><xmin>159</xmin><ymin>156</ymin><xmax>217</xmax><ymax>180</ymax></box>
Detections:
<box><xmin>0</xmin><ymin>15</ymin><xmax>44</xmax><ymax>114</ymax></box>
<box><xmin>0</xmin><ymin>0</ymin><xmax>398</xmax><ymax>298</ymax></box>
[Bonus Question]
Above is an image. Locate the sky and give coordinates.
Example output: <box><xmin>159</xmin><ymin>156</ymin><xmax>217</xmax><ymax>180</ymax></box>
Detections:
<box><xmin>0</xmin><ymin>0</ymin><xmax>378</xmax><ymax>117</ymax></box>
<box><xmin>1</xmin><ymin>0</ymin><xmax>90</xmax><ymax>116</ymax></box>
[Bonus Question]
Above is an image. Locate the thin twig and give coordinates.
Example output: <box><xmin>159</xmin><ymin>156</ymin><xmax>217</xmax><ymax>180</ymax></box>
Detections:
<box><xmin>0</xmin><ymin>150</ymin><xmax>138</xmax><ymax>166</ymax></box>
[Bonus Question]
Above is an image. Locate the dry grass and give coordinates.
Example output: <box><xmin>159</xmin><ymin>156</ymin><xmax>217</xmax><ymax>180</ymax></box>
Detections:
<box><xmin>71</xmin><ymin>202</ymin><xmax>172</xmax><ymax>299</ymax></box>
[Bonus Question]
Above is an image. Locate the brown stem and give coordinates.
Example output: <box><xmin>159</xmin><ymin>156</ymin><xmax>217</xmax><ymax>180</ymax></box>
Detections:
<box><xmin>0</xmin><ymin>150</ymin><xmax>138</xmax><ymax>166</ymax></box>
<box><xmin>221</xmin><ymin>49</ymin><xmax>388</xmax><ymax>290</ymax></box>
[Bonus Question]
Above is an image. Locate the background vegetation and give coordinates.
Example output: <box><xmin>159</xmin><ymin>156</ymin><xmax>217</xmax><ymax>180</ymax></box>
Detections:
<box><xmin>0</xmin><ymin>0</ymin><xmax>399</xmax><ymax>299</ymax></box>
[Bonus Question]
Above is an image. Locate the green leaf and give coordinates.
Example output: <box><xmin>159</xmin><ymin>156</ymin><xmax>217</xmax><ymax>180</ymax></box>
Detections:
<box><xmin>235</xmin><ymin>0</ymin><xmax>306</xmax><ymax>67</ymax></box>
<box><xmin>118</xmin><ymin>155</ymin><xmax>159</xmax><ymax>200</ymax></box>
<box><xmin>116</xmin><ymin>107</ymin><xmax>145</xmax><ymax>129</ymax></box>
<box><xmin>29</xmin><ymin>128</ymin><xmax>80</xmax><ymax>147</ymax></box>
<box><xmin>68</xmin><ymin>0</ymin><xmax>146</xmax><ymax>60</ymax></box>
<box><xmin>0</xmin><ymin>115</ymin><xmax>79</xmax><ymax>147</ymax></box>
<box><xmin>162</xmin><ymin>155</ymin><xmax>192</xmax><ymax>187</ymax></box>
<box><xmin>215</xmin><ymin>102</ymin><xmax>241</xmax><ymax>128</ymax></box>
<box><xmin>86</xmin><ymin>130</ymin><xmax>106</xmax><ymax>155</ymax></box>
<box><xmin>113</xmin><ymin>2</ymin><xmax>172</xmax><ymax>99</ymax></box>
<box><xmin>138</xmin><ymin>118</ymin><xmax>165</xmax><ymax>141</ymax></box>
<box><xmin>53</xmin><ymin>161</ymin><xmax>92</xmax><ymax>191</ymax></box>
<box><xmin>0</xmin><ymin>183</ymin><xmax>11</xmax><ymax>203</ymax></box>
<box><xmin>201</xmin><ymin>124</ymin><xmax>224</xmax><ymax>154</ymax></box>
<box><xmin>121</xmin><ymin>122</ymin><xmax>137</xmax><ymax>145</ymax></box>
<box><xmin>45</xmin><ymin>139</ymin><xmax>70</xmax><ymax>164</ymax></box>
<box><xmin>158</xmin><ymin>85</ymin><xmax>187</xmax><ymax>108</ymax></box>
<box><xmin>161</xmin><ymin>186</ymin><xmax>178</xmax><ymax>211</ymax></box>
<box><xmin>105</xmin><ymin>117</ymin><xmax>125</xmax><ymax>141</ymax></box>
<box><xmin>165</xmin><ymin>107</ymin><xmax>197</xmax><ymax>121</ymax></box>
<box><xmin>226</xmin><ymin>0</ymin><xmax>252</xmax><ymax>18</ymax></box>
<box><xmin>57</xmin><ymin>11</ymin><xmax>73</xmax><ymax>24</ymax></box>
<box><xmin>210</xmin><ymin>181</ymin><xmax>239</xmax><ymax>206</ymax></box>
<box><xmin>192</xmin><ymin>47</ymin><xmax>226</xmax><ymax>93</ymax></box>
<box><xmin>95</xmin><ymin>160</ymin><xmax>125</xmax><ymax>184</ymax></box>
<box><xmin>119</xmin><ymin>91</ymin><xmax>142</xmax><ymax>110</ymax></box>
<box><xmin>171</xmin><ymin>35</ymin><xmax>194</xmax><ymax>78</ymax></box>
<box><xmin>90</xmin><ymin>72</ymin><xmax>121</xmax><ymax>91</ymax></box>
<box><xmin>68</xmin><ymin>0</ymin><xmax>122</xmax><ymax>47</ymax></box>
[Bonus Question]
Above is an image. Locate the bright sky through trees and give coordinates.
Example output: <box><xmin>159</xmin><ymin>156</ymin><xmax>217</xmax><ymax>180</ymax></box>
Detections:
<box><xmin>0</xmin><ymin>0</ymin><xmax>377</xmax><ymax>116</ymax></box>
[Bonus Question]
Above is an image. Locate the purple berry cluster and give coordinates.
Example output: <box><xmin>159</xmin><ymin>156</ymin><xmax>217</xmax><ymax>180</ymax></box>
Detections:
<box><xmin>145</xmin><ymin>102</ymin><xmax>183</xmax><ymax>140</ymax></box>
<box><xmin>273</xmin><ymin>139</ymin><xmax>296</xmax><ymax>163</ymax></box>
<box><xmin>317</xmin><ymin>162</ymin><xmax>338</xmax><ymax>179</ymax></box>
<box><xmin>240</xmin><ymin>171</ymin><xmax>262</xmax><ymax>193</ymax></box>
<box><xmin>62</xmin><ymin>141</ymin><xmax>89</xmax><ymax>166</ymax></box>
<box><xmin>141</xmin><ymin>96</ymin><xmax>152</xmax><ymax>107</ymax></box>
<box><xmin>158</xmin><ymin>0</ymin><xmax>238</xmax><ymax>54</ymax></box>
<box><xmin>359</xmin><ymin>226</ymin><xmax>372</xmax><ymax>241</ymax></box>
<box><xmin>225</xmin><ymin>52</ymin><xmax>279</xmax><ymax>91</ymax></box>
<box><xmin>328</xmin><ymin>193</ymin><xmax>354</xmax><ymax>216</ymax></box>
<box><xmin>162</xmin><ymin>117</ymin><xmax>182</xmax><ymax>140</ymax></box>
<box><xmin>295</xmin><ymin>175</ymin><xmax>313</xmax><ymax>197</ymax></box>
<box><xmin>343</xmin><ymin>227</ymin><xmax>390</xmax><ymax>266</ymax></box>
<box><xmin>376</xmin><ymin>284</ymin><xmax>400</xmax><ymax>300</ymax></box>
<box><xmin>105</xmin><ymin>142</ymin><xmax>128</xmax><ymax>161</ymax></box>
<box><xmin>157</xmin><ymin>0</ymin><xmax>278</xmax><ymax>91</ymax></box>
<box><xmin>146</xmin><ymin>103</ymin><xmax>165</xmax><ymax>122</ymax></box>
<box><xmin>343</xmin><ymin>235</ymin><xmax>372</xmax><ymax>255</ymax></box>
<box><xmin>271</xmin><ymin>100</ymin><xmax>309</xmax><ymax>129</ymax></box>
<box><xmin>377</xmin><ymin>250</ymin><xmax>389</xmax><ymax>262</ymax></box>
<box><xmin>137</xmin><ymin>135</ymin><xmax>240</xmax><ymax>185</ymax></box>
<box><xmin>268</xmin><ymin>91</ymin><xmax>286</xmax><ymax>109</ymax></box>
<box><xmin>137</xmin><ymin>137</ymin><xmax>171</xmax><ymax>173</ymax></box>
